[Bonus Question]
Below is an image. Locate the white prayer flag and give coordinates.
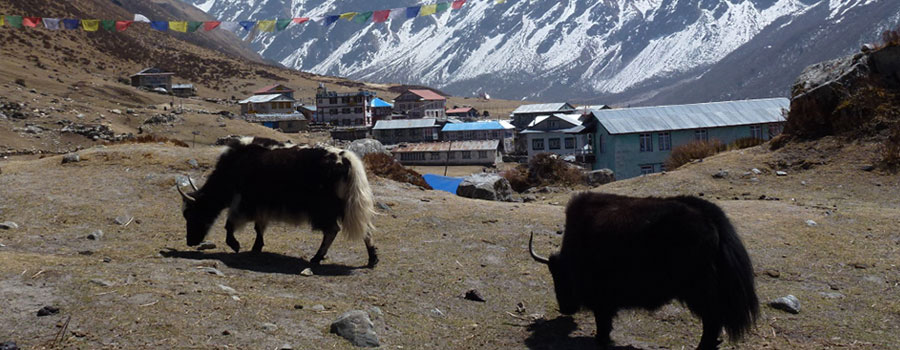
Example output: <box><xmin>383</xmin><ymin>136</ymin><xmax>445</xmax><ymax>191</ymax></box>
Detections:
<box><xmin>134</xmin><ymin>14</ymin><xmax>151</xmax><ymax>23</ymax></box>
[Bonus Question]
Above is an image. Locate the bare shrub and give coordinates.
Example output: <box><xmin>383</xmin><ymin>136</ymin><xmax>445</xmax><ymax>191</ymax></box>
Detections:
<box><xmin>729</xmin><ymin>137</ymin><xmax>765</xmax><ymax>150</ymax></box>
<box><xmin>500</xmin><ymin>167</ymin><xmax>530</xmax><ymax>193</ymax></box>
<box><xmin>664</xmin><ymin>139</ymin><xmax>726</xmax><ymax>170</ymax></box>
<box><xmin>881</xmin><ymin>125</ymin><xmax>900</xmax><ymax>169</ymax></box>
<box><xmin>363</xmin><ymin>153</ymin><xmax>432</xmax><ymax>189</ymax></box>
<box><xmin>111</xmin><ymin>135</ymin><xmax>189</xmax><ymax>148</ymax></box>
<box><xmin>502</xmin><ymin>153</ymin><xmax>585</xmax><ymax>192</ymax></box>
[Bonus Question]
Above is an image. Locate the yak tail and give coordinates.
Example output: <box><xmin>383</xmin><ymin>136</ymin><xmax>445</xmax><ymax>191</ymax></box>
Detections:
<box><xmin>339</xmin><ymin>149</ymin><xmax>376</xmax><ymax>241</ymax></box>
<box><xmin>708</xmin><ymin>202</ymin><xmax>759</xmax><ymax>342</ymax></box>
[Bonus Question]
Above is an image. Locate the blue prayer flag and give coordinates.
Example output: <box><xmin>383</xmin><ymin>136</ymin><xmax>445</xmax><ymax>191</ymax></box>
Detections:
<box><xmin>239</xmin><ymin>21</ymin><xmax>256</xmax><ymax>31</ymax></box>
<box><xmin>62</xmin><ymin>19</ymin><xmax>80</xmax><ymax>30</ymax></box>
<box><xmin>150</xmin><ymin>21</ymin><xmax>169</xmax><ymax>31</ymax></box>
<box><xmin>406</xmin><ymin>6</ymin><xmax>421</xmax><ymax>19</ymax></box>
<box><xmin>324</xmin><ymin>15</ymin><xmax>339</xmax><ymax>26</ymax></box>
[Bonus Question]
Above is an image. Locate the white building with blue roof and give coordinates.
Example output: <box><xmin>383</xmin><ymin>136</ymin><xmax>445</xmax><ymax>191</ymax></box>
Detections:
<box><xmin>441</xmin><ymin>120</ymin><xmax>515</xmax><ymax>153</ymax></box>
<box><xmin>584</xmin><ymin>98</ymin><xmax>788</xmax><ymax>179</ymax></box>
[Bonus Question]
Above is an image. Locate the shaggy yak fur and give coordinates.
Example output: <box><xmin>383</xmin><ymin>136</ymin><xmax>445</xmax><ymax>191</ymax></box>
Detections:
<box><xmin>178</xmin><ymin>137</ymin><xmax>378</xmax><ymax>268</ymax></box>
<box><xmin>530</xmin><ymin>192</ymin><xmax>758</xmax><ymax>349</ymax></box>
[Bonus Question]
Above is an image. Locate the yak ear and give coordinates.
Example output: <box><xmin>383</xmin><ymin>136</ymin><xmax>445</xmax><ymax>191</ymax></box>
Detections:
<box><xmin>530</xmin><ymin>231</ymin><xmax>550</xmax><ymax>265</ymax></box>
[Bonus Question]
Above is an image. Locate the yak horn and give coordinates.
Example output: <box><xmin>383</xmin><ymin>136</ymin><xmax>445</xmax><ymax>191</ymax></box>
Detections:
<box><xmin>529</xmin><ymin>231</ymin><xmax>550</xmax><ymax>265</ymax></box>
<box><xmin>188</xmin><ymin>177</ymin><xmax>199</xmax><ymax>191</ymax></box>
<box><xmin>177</xmin><ymin>185</ymin><xmax>196</xmax><ymax>202</ymax></box>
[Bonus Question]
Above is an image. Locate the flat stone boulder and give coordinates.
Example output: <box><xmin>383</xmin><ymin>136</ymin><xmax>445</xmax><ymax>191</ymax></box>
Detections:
<box><xmin>456</xmin><ymin>173</ymin><xmax>512</xmax><ymax>202</ymax></box>
<box><xmin>330</xmin><ymin>310</ymin><xmax>380</xmax><ymax>348</ymax></box>
<box><xmin>586</xmin><ymin>169</ymin><xmax>615</xmax><ymax>186</ymax></box>
<box><xmin>348</xmin><ymin>139</ymin><xmax>388</xmax><ymax>157</ymax></box>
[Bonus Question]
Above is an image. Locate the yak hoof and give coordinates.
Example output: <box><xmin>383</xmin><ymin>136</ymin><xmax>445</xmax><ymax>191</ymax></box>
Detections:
<box><xmin>309</xmin><ymin>256</ymin><xmax>323</xmax><ymax>266</ymax></box>
<box><xmin>251</xmin><ymin>244</ymin><xmax>263</xmax><ymax>253</ymax></box>
<box><xmin>227</xmin><ymin>240</ymin><xmax>241</xmax><ymax>253</ymax></box>
<box><xmin>696</xmin><ymin>339</ymin><xmax>722</xmax><ymax>350</ymax></box>
<box><xmin>367</xmin><ymin>255</ymin><xmax>379</xmax><ymax>269</ymax></box>
<box><xmin>595</xmin><ymin>337</ymin><xmax>613</xmax><ymax>350</ymax></box>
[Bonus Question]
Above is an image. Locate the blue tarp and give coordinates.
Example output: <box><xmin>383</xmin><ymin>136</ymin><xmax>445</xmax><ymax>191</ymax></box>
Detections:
<box><xmin>423</xmin><ymin>174</ymin><xmax>463</xmax><ymax>194</ymax></box>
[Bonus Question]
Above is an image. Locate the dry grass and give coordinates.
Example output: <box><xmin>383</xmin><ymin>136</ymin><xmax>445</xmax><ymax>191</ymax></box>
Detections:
<box><xmin>501</xmin><ymin>153</ymin><xmax>585</xmax><ymax>193</ymax></box>
<box><xmin>363</xmin><ymin>153</ymin><xmax>432</xmax><ymax>189</ymax></box>
<box><xmin>664</xmin><ymin>139</ymin><xmax>726</xmax><ymax>170</ymax></box>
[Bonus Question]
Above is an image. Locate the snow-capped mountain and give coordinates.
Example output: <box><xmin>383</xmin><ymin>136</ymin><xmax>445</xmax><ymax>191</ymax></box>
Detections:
<box><xmin>181</xmin><ymin>0</ymin><xmax>899</xmax><ymax>105</ymax></box>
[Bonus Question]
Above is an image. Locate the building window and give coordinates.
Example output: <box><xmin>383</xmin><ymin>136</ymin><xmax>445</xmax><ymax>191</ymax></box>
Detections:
<box><xmin>462</xmin><ymin>151</ymin><xmax>472</xmax><ymax>159</ymax></box>
<box><xmin>659</xmin><ymin>163</ymin><xmax>667</xmax><ymax>172</ymax></box>
<box><xmin>355</xmin><ymin>107</ymin><xmax>363</xmax><ymax>114</ymax></box>
<box><xmin>768</xmin><ymin>123</ymin><xmax>783</xmax><ymax>139</ymax></box>
<box><xmin>430</xmin><ymin>152</ymin><xmax>441</xmax><ymax>160</ymax></box>
<box><xmin>330</xmin><ymin>109</ymin><xmax>337</xmax><ymax>115</ymax></box>
<box><xmin>750</xmin><ymin>125</ymin><xmax>763</xmax><ymax>139</ymax></box>
<box><xmin>640</xmin><ymin>133</ymin><xmax>653</xmax><ymax>152</ymax></box>
<box><xmin>549</xmin><ymin>121</ymin><xmax>559</xmax><ymax>129</ymax></box>
<box><xmin>342</xmin><ymin>108</ymin><xmax>351</xmax><ymax>114</ymax></box>
<box><xmin>695</xmin><ymin>129</ymin><xmax>708</xmax><ymax>141</ymax></box>
<box><xmin>448</xmin><ymin>152</ymin><xmax>456</xmax><ymax>160</ymax></box>
<box><xmin>478</xmin><ymin>151</ymin><xmax>488</xmax><ymax>159</ymax></box>
<box><xmin>564</xmin><ymin>137</ymin><xmax>575</xmax><ymax>149</ymax></box>
<box><xmin>549</xmin><ymin>138</ymin><xmax>561</xmax><ymax>150</ymax></box>
<box><xmin>658</xmin><ymin>132</ymin><xmax>671</xmax><ymax>151</ymax></box>
<box><xmin>532</xmin><ymin>138</ymin><xmax>544</xmax><ymax>150</ymax></box>
<box><xmin>640</xmin><ymin>164</ymin><xmax>654</xmax><ymax>175</ymax></box>
<box><xmin>400</xmin><ymin>153</ymin><xmax>425</xmax><ymax>161</ymax></box>
<box><xmin>329</xmin><ymin>98</ymin><xmax>337</xmax><ymax>104</ymax></box>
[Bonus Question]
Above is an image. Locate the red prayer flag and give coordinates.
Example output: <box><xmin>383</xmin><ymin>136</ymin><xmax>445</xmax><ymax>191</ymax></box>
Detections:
<box><xmin>203</xmin><ymin>21</ymin><xmax>221</xmax><ymax>31</ymax></box>
<box><xmin>115</xmin><ymin>20</ymin><xmax>133</xmax><ymax>32</ymax></box>
<box><xmin>372</xmin><ymin>10</ymin><xmax>390</xmax><ymax>23</ymax></box>
<box><xmin>23</xmin><ymin>17</ymin><xmax>42</xmax><ymax>28</ymax></box>
<box><xmin>292</xmin><ymin>17</ymin><xmax>309</xmax><ymax>24</ymax></box>
<box><xmin>452</xmin><ymin>0</ymin><xmax>467</xmax><ymax>10</ymax></box>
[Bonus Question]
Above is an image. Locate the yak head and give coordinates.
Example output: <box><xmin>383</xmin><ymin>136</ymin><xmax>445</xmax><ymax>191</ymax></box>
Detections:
<box><xmin>177</xmin><ymin>178</ymin><xmax>214</xmax><ymax>247</ymax></box>
<box><xmin>530</xmin><ymin>232</ymin><xmax>580</xmax><ymax>315</ymax></box>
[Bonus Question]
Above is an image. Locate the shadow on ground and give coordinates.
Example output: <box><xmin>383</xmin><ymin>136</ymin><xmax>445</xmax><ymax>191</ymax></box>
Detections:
<box><xmin>158</xmin><ymin>248</ymin><xmax>359</xmax><ymax>276</ymax></box>
<box><xmin>525</xmin><ymin>316</ymin><xmax>645</xmax><ymax>350</ymax></box>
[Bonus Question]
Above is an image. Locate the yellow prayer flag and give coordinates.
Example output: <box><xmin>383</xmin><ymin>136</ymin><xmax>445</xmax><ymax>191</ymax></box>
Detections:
<box><xmin>169</xmin><ymin>21</ymin><xmax>188</xmax><ymax>32</ymax></box>
<box><xmin>495</xmin><ymin>0</ymin><xmax>506</xmax><ymax>3</ymax></box>
<box><xmin>420</xmin><ymin>4</ymin><xmax>437</xmax><ymax>16</ymax></box>
<box><xmin>339</xmin><ymin>12</ymin><xmax>357</xmax><ymax>21</ymax></box>
<box><xmin>1</xmin><ymin>16</ymin><xmax>4</xmax><ymax>26</ymax></box>
<box><xmin>81</xmin><ymin>19</ymin><xmax>100</xmax><ymax>32</ymax></box>
<box><xmin>257</xmin><ymin>20</ymin><xmax>276</xmax><ymax>32</ymax></box>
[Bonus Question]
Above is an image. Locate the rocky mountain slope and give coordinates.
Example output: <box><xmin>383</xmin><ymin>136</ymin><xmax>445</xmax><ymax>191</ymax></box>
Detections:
<box><xmin>184</xmin><ymin>0</ymin><xmax>900</xmax><ymax>105</ymax></box>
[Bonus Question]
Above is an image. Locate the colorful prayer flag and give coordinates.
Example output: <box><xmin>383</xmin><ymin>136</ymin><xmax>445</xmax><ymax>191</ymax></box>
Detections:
<box><xmin>339</xmin><ymin>12</ymin><xmax>357</xmax><ymax>21</ymax></box>
<box><xmin>436</xmin><ymin>2</ymin><xmax>450</xmax><ymax>13</ymax></box>
<box><xmin>101</xmin><ymin>20</ymin><xmax>115</xmax><ymax>31</ymax></box>
<box><xmin>292</xmin><ymin>17</ymin><xmax>309</xmax><ymax>24</ymax></box>
<box><xmin>23</xmin><ymin>17</ymin><xmax>42</xmax><ymax>28</ymax></box>
<box><xmin>169</xmin><ymin>21</ymin><xmax>188</xmax><ymax>32</ymax></box>
<box><xmin>134</xmin><ymin>14</ymin><xmax>151</xmax><ymax>23</ymax></box>
<box><xmin>239</xmin><ymin>21</ymin><xmax>256</xmax><ymax>31</ymax></box>
<box><xmin>187</xmin><ymin>21</ymin><xmax>203</xmax><ymax>32</ymax></box>
<box><xmin>406</xmin><ymin>6</ymin><xmax>421</xmax><ymax>19</ymax></box>
<box><xmin>452</xmin><ymin>0</ymin><xmax>467</xmax><ymax>10</ymax></box>
<box><xmin>324</xmin><ymin>15</ymin><xmax>339</xmax><ymax>26</ymax></box>
<box><xmin>496</xmin><ymin>0</ymin><xmax>506</xmax><ymax>3</ymax></box>
<box><xmin>276</xmin><ymin>19</ymin><xmax>291</xmax><ymax>31</ymax></box>
<box><xmin>115</xmin><ymin>21</ymin><xmax>133</xmax><ymax>32</ymax></box>
<box><xmin>0</xmin><ymin>16</ymin><xmax>4</xmax><ymax>27</ymax></box>
<box><xmin>6</xmin><ymin>16</ymin><xmax>23</xmax><ymax>28</ymax></box>
<box><xmin>389</xmin><ymin>8</ymin><xmax>406</xmax><ymax>20</ymax></box>
<box><xmin>373</xmin><ymin>10</ymin><xmax>391</xmax><ymax>23</ymax></box>
<box><xmin>62</xmin><ymin>19</ymin><xmax>79</xmax><ymax>30</ymax></box>
<box><xmin>420</xmin><ymin>4</ymin><xmax>437</xmax><ymax>16</ymax></box>
<box><xmin>353</xmin><ymin>11</ymin><xmax>373</xmax><ymax>24</ymax></box>
<box><xmin>220</xmin><ymin>21</ymin><xmax>239</xmax><ymax>31</ymax></box>
<box><xmin>257</xmin><ymin>20</ymin><xmax>276</xmax><ymax>32</ymax></box>
<box><xmin>150</xmin><ymin>21</ymin><xmax>168</xmax><ymax>31</ymax></box>
<box><xmin>43</xmin><ymin>18</ymin><xmax>61</xmax><ymax>30</ymax></box>
<box><xmin>203</xmin><ymin>21</ymin><xmax>221</xmax><ymax>31</ymax></box>
<box><xmin>81</xmin><ymin>19</ymin><xmax>100</xmax><ymax>32</ymax></box>
<box><xmin>309</xmin><ymin>16</ymin><xmax>325</xmax><ymax>24</ymax></box>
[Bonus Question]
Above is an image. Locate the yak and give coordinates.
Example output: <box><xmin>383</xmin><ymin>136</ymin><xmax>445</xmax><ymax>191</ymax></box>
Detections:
<box><xmin>529</xmin><ymin>192</ymin><xmax>758</xmax><ymax>350</ymax></box>
<box><xmin>177</xmin><ymin>137</ymin><xmax>378</xmax><ymax>268</ymax></box>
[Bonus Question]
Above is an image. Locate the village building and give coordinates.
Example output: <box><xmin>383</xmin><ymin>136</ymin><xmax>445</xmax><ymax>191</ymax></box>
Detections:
<box><xmin>239</xmin><ymin>93</ymin><xmax>296</xmax><ymax>115</ymax></box>
<box><xmin>441</xmin><ymin>120</ymin><xmax>515</xmax><ymax>153</ymax></box>
<box><xmin>296</xmin><ymin>104</ymin><xmax>317</xmax><ymax>121</ymax></box>
<box><xmin>446</xmin><ymin>106</ymin><xmax>480</xmax><ymax>121</ymax></box>
<box><xmin>130</xmin><ymin>67</ymin><xmax>174</xmax><ymax>92</ymax></box>
<box><xmin>244</xmin><ymin>114</ymin><xmax>308</xmax><ymax>133</ymax></box>
<box><xmin>392</xmin><ymin>140</ymin><xmax>501</xmax><ymax>166</ymax></box>
<box><xmin>254</xmin><ymin>84</ymin><xmax>295</xmax><ymax>99</ymax></box>
<box><xmin>509</xmin><ymin>102</ymin><xmax>577</xmax><ymax>130</ymax></box>
<box><xmin>316</xmin><ymin>84</ymin><xmax>376</xmax><ymax>127</ymax></box>
<box><xmin>171</xmin><ymin>84</ymin><xmax>196</xmax><ymax>97</ymax></box>
<box><xmin>370</xmin><ymin>98</ymin><xmax>394</xmax><ymax>124</ymax></box>
<box><xmin>237</xmin><ymin>83</ymin><xmax>307</xmax><ymax>132</ymax></box>
<box><xmin>372</xmin><ymin>119</ymin><xmax>440</xmax><ymax>145</ymax></box>
<box><xmin>521</xmin><ymin>114</ymin><xmax>591</xmax><ymax>159</ymax></box>
<box><xmin>584</xmin><ymin>98</ymin><xmax>788</xmax><ymax>179</ymax></box>
<box><xmin>393</xmin><ymin>89</ymin><xmax>447</xmax><ymax>120</ymax></box>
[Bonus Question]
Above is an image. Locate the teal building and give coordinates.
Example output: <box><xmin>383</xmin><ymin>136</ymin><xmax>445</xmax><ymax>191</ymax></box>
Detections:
<box><xmin>584</xmin><ymin>98</ymin><xmax>789</xmax><ymax>180</ymax></box>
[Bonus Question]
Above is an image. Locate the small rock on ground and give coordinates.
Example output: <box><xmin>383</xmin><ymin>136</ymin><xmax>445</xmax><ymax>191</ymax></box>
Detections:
<box><xmin>769</xmin><ymin>295</ymin><xmax>801</xmax><ymax>314</ymax></box>
<box><xmin>310</xmin><ymin>304</ymin><xmax>326</xmax><ymax>312</ymax></box>
<box><xmin>278</xmin><ymin>344</ymin><xmax>293</xmax><ymax>350</ymax></box>
<box><xmin>37</xmin><ymin>306</ymin><xmax>59</xmax><ymax>317</ymax></box>
<box><xmin>0</xmin><ymin>341</ymin><xmax>19</xmax><ymax>350</ymax></box>
<box><xmin>90</xmin><ymin>279</ymin><xmax>114</xmax><ymax>287</ymax></box>
<box><xmin>87</xmin><ymin>230</ymin><xmax>103</xmax><ymax>240</ymax></box>
<box><xmin>197</xmin><ymin>242</ymin><xmax>216</xmax><ymax>250</ymax></box>
<box><xmin>260</xmin><ymin>322</ymin><xmax>278</xmax><ymax>332</ymax></box>
<box><xmin>806</xmin><ymin>220</ymin><xmax>818</xmax><ymax>227</ymax></box>
<box><xmin>712</xmin><ymin>170</ymin><xmax>728</xmax><ymax>178</ymax></box>
<box><xmin>776</xmin><ymin>171</ymin><xmax>788</xmax><ymax>176</ymax></box>
<box><xmin>330</xmin><ymin>310</ymin><xmax>380</xmax><ymax>348</ymax></box>
<box><xmin>114</xmin><ymin>215</ymin><xmax>133</xmax><ymax>226</ymax></box>
<box><xmin>0</xmin><ymin>222</ymin><xmax>18</xmax><ymax>230</ymax></box>
<box><xmin>198</xmin><ymin>267</ymin><xmax>224</xmax><ymax>276</ymax></box>
<box><xmin>218</xmin><ymin>284</ymin><xmax>237</xmax><ymax>294</ymax></box>
<box><xmin>61</xmin><ymin>153</ymin><xmax>80</xmax><ymax>164</ymax></box>
<box><xmin>464</xmin><ymin>289</ymin><xmax>486</xmax><ymax>302</ymax></box>
<box><xmin>300</xmin><ymin>268</ymin><xmax>314</xmax><ymax>276</ymax></box>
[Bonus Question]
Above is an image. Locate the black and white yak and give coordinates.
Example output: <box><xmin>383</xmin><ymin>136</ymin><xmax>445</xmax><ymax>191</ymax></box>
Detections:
<box><xmin>177</xmin><ymin>137</ymin><xmax>378</xmax><ymax>268</ymax></box>
<box><xmin>529</xmin><ymin>192</ymin><xmax>758</xmax><ymax>350</ymax></box>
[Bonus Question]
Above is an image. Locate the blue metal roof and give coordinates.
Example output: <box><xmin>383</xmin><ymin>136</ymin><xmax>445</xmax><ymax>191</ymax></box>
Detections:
<box><xmin>441</xmin><ymin>121</ymin><xmax>513</xmax><ymax>132</ymax></box>
<box><xmin>589</xmin><ymin>98</ymin><xmax>788</xmax><ymax>135</ymax></box>
<box><xmin>371</xmin><ymin>98</ymin><xmax>393</xmax><ymax>108</ymax></box>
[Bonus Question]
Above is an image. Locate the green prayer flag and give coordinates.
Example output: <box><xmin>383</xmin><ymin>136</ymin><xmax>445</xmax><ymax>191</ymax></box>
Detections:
<box><xmin>101</xmin><ymin>20</ymin><xmax>115</xmax><ymax>31</ymax></box>
<box><xmin>353</xmin><ymin>11</ymin><xmax>373</xmax><ymax>24</ymax></box>
<box><xmin>187</xmin><ymin>21</ymin><xmax>203</xmax><ymax>32</ymax></box>
<box><xmin>276</xmin><ymin>18</ymin><xmax>291</xmax><ymax>31</ymax></box>
<box><xmin>436</xmin><ymin>2</ymin><xmax>450</xmax><ymax>13</ymax></box>
<box><xmin>6</xmin><ymin>15</ymin><xmax>23</xmax><ymax>28</ymax></box>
